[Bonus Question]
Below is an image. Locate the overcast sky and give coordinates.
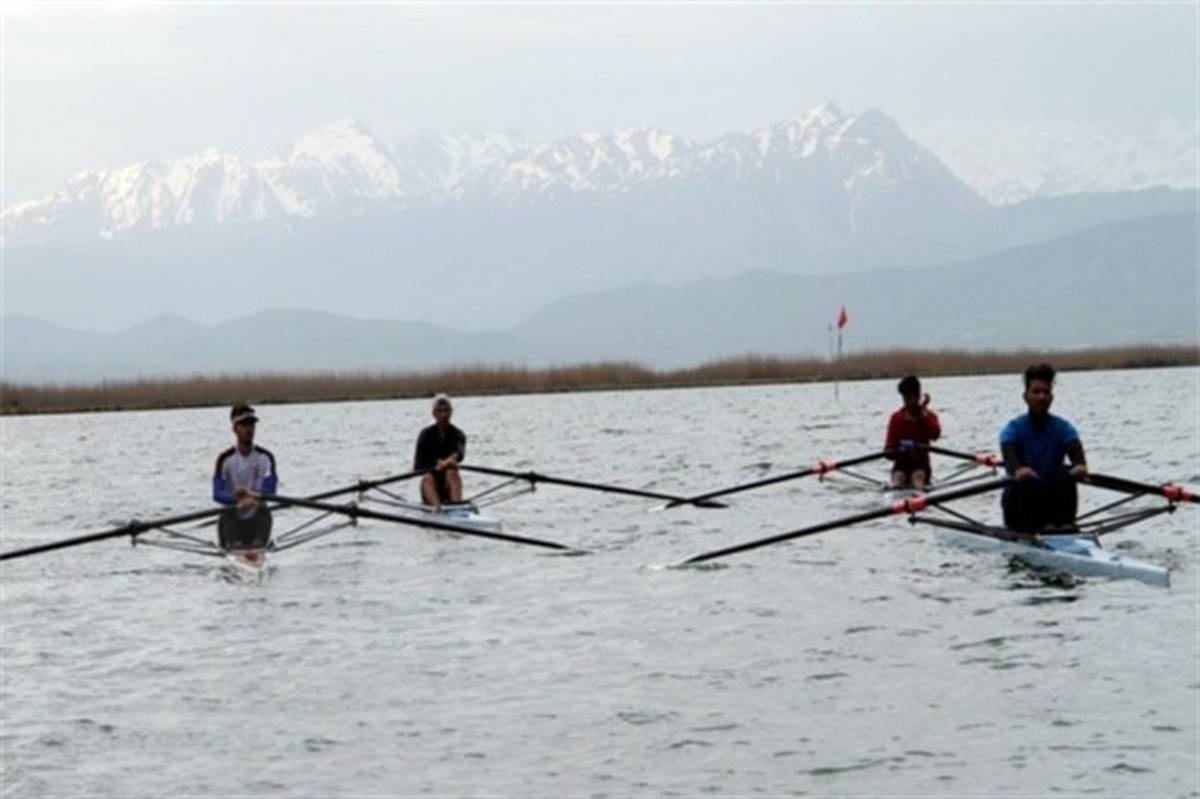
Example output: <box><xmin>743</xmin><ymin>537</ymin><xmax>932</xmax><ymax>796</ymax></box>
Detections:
<box><xmin>3</xmin><ymin>2</ymin><xmax>1197</xmax><ymax>203</ymax></box>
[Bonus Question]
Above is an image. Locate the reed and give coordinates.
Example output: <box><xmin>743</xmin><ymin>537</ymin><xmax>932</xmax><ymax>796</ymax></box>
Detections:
<box><xmin>2</xmin><ymin>344</ymin><xmax>1195</xmax><ymax>415</ymax></box>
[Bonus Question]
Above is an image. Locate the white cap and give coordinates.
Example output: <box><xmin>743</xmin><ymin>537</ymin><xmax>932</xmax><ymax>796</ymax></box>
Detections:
<box><xmin>432</xmin><ymin>393</ymin><xmax>452</xmax><ymax>410</ymax></box>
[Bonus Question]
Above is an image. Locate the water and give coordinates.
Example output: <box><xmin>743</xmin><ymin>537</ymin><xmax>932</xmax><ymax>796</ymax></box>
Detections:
<box><xmin>2</xmin><ymin>369</ymin><xmax>1198</xmax><ymax>796</ymax></box>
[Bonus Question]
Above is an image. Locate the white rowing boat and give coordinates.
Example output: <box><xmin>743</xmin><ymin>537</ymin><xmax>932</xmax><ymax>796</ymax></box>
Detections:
<box><xmin>678</xmin><ymin>468</ymin><xmax>1192</xmax><ymax>589</ymax></box>
<box><xmin>409</xmin><ymin>501</ymin><xmax>503</xmax><ymax>533</ymax></box>
<box><xmin>222</xmin><ymin>547</ymin><xmax>270</xmax><ymax>579</ymax></box>
<box><xmin>930</xmin><ymin>523</ymin><xmax>1169</xmax><ymax>587</ymax></box>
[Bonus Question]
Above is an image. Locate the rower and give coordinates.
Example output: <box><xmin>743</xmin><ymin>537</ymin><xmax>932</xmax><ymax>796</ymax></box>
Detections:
<box><xmin>999</xmin><ymin>363</ymin><xmax>1088</xmax><ymax>534</ymax></box>
<box><xmin>884</xmin><ymin>375</ymin><xmax>941</xmax><ymax>491</ymax></box>
<box><xmin>414</xmin><ymin>393</ymin><xmax>466</xmax><ymax>510</ymax></box>
<box><xmin>212</xmin><ymin>404</ymin><xmax>278</xmax><ymax>550</ymax></box>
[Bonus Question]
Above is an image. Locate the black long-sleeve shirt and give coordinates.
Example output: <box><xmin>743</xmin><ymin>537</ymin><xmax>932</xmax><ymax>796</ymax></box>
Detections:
<box><xmin>413</xmin><ymin>423</ymin><xmax>466</xmax><ymax>471</ymax></box>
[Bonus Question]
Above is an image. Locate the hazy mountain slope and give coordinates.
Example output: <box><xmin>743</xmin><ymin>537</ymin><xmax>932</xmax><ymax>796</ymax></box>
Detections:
<box><xmin>1</xmin><ymin>309</ymin><xmax>528</xmax><ymax>383</ymax></box>
<box><xmin>512</xmin><ymin>213</ymin><xmax>1198</xmax><ymax>365</ymax></box>
<box><xmin>4</xmin><ymin>105</ymin><xmax>1196</xmax><ymax>333</ymax></box>
<box><xmin>3</xmin><ymin>214</ymin><xmax>1193</xmax><ymax>382</ymax></box>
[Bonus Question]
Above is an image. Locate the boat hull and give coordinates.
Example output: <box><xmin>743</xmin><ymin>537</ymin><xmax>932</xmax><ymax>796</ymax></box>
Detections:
<box><xmin>933</xmin><ymin>528</ymin><xmax>1169</xmax><ymax>587</ymax></box>
<box><xmin>223</xmin><ymin>547</ymin><xmax>269</xmax><ymax>578</ymax></box>
<box><xmin>430</xmin><ymin>503</ymin><xmax>503</xmax><ymax>533</ymax></box>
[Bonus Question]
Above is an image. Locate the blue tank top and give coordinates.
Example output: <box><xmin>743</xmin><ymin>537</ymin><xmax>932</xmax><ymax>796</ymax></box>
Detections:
<box><xmin>999</xmin><ymin>413</ymin><xmax>1080</xmax><ymax>478</ymax></box>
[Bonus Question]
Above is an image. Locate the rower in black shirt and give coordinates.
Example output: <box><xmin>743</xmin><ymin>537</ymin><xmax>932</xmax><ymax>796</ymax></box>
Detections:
<box><xmin>414</xmin><ymin>393</ymin><xmax>467</xmax><ymax>509</ymax></box>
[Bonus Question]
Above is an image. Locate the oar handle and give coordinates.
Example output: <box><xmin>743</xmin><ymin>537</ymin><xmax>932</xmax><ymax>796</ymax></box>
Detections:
<box><xmin>922</xmin><ymin>445</ymin><xmax>1002</xmax><ymax>468</ymax></box>
<box><xmin>1082</xmin><ymin>472</ymin><xmax>1199</xmax><ymax>504</ymax></box>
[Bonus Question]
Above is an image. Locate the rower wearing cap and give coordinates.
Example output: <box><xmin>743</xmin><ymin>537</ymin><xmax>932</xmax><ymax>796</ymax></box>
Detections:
<box><xmin>213</xmin><ymin>403</ymin><xmax>278</xmax><ymax>550</ymax></box>
<box><xmin>999</xmin><ymin>363</ymin><xmax>1088</xmax><ymax>534</ymax></box>
<box><xmin>884</xmin><ymin>375</ymin><xmax>941</xmax><ymax>491</ymax></box>
<box><xmin>414</xmin><ymin>393</ymin><xmax>466</xmax><ymax>509</ymax></box>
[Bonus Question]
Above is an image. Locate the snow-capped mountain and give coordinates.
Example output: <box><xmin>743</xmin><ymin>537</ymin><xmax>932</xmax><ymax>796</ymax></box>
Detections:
<box><xmin>2</xmin><ymin>104</ymin><xmax>982</xmax><ymax>245</ymax></box>
<box><xmin>2</xmin><ymin>118</ymin><xmax>408</xmax><ymax>243</ymax></box>
<box><xmin>917</xmin><ymin>118</ymin><xmax>1199</xmax><ymax>204</ymax></box>
<box><xmin>261</xmin><ymin>117</ymin><xmax>408</xmax><ymax>214</ymax></box>
<box><xmin>2</xmin><ymin>149</ymin><xmax>286</xmax><ymax>242</ymax></box>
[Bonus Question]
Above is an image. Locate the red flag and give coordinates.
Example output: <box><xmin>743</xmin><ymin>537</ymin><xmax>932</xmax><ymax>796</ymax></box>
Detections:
<box><xmin>836</xmin><ymin>305</ymin><xmax>848</xmax><ymax>330</ymax></box>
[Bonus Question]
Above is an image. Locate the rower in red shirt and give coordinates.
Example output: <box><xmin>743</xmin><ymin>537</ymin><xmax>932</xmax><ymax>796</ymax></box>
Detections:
<box><xmin>884</xmin><ymin>375</ymin><xmax>942</xmax><ymax>491</ymax></box>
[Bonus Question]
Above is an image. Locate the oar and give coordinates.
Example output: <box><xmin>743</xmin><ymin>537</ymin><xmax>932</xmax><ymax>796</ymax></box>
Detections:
<box><xmin>457</xmin><ymin>464</ymin><xmax>727</xmax><ymax>508</ymax></box>
<box><xmin>4</xmin><ymin>468</ymin><xmax>436</xmax><ymax>560</ymax></box>
<box><xmin>656</xmin><ymin>449</ymin><xmax>895</xmax><ymax>511</ymax></box>
<box><xmin>1081</xmin><ymin>472</ymin><xmax>1199</xmax><ymax>504</ymax></box>
<box><xmin>1</xmin><ymin>506</ymin><xmax>234</xmax><ymax>561</ymax></box>
<box><xmin>268</xmin><ymin>494</ymin><xmax>578</xmax><ymax>553</ymax></box>
<box><xmin>306</xmin><ymin>467</ymin><xmax>432</xmax><ymax>501</ymax></box>
<box><xmin>922</xmin><ymin>444</ymin><xmax>1002</xmax><ymax>468</ymax></box>
<box><xmin>194</xmin><ymin>467</ymin><xmax>433</xmax><ymax>529</ymax></box>
<box><xmin>678</xmin><ymin>476</ymin><xmax>1012</xmax><ymax>565</ymax></box>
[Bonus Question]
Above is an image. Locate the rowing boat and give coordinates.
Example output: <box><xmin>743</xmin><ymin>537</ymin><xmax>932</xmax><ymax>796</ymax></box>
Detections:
<box><xmin>223</xmin><ymin>547</ymin><xmax>271</xmax><ymax>579</ymax></box>
<box><xmin>3</xmin><ymin>461</ymin><xmax>706</xmax><ymax>568</ymax></box>
<box><xmin>677</xmin><ymin>468</ymin><xmax>1194</xmax><ymax>588</ymax></box>
<box><xmin>923</xmin><ymin>520</ymin><xmax>1169</xmax><ymax>587</ymax></box>
<box><xmin>389</xmin><ymin>501</ymin><xmax>503</xmax><ymax>533</ymax></box>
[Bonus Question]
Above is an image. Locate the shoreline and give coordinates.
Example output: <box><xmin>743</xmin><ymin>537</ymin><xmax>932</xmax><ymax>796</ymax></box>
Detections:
<box><xmin>2</xmin><ymin>344</ymin><xmax>1196</xmax><ymax>416</ymax></box>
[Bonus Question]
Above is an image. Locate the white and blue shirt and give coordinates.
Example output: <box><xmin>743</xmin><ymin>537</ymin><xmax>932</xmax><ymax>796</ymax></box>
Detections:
<box><xmin>213</xmin><ymin>445</ymin><xmax>278</xmax><ymax>506</ymax></box>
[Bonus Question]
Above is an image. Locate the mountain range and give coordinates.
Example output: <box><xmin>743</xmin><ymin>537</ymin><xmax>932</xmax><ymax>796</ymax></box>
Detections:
<box><xmin>4</xmin><ymin>213</ymin><xmax>1193</xmax><ymax>382</ymax></box>
<box><xmin>3</xmin><ymin>103</ymin><xmax>1196</xmax><ymax>380</ymax></box>
<box><xmin>3</xmin><ymin>104</ymin><xmax>982</xmax><ymax>245</ymax></box>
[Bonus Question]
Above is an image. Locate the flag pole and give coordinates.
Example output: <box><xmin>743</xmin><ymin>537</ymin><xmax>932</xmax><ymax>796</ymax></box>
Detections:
<box><xmin>835</xmin><ymin>325</ymin><xmax>841</xmax><ymax>400</ymax></box>
<box><xmin>833</xmin><ymin>304</ymin><xmax>847</xmax><ymax>401</ymax></box>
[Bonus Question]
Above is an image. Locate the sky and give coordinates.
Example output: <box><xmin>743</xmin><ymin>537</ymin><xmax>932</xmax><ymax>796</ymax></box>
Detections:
<box><xmin>3</xmin><ymin>2</ymin><xmax>1197</xmax><ymax>204</ymax></box>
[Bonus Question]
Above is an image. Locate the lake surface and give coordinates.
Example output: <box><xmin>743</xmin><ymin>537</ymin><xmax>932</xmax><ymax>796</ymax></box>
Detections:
<box><xmin>2</xmin><ymin>368</ymin><xmax>1198</xmax><ymax>797</ymax></box>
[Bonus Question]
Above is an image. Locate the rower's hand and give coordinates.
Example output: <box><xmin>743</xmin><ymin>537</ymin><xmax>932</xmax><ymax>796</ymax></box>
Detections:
<box><xmin>235</xmin><ymin>487</ymin><xmax>260</xmax><ymax>510</ymax></box>
<box><xmin>1014</xmin><ymin>466</ymin><xmax>1036</xmax><ymax>481</ymax></box>
<box><xmin>1070</xmin><ymin>464</ymin><xmax>1089</xmax><ymax>478</ymax></box>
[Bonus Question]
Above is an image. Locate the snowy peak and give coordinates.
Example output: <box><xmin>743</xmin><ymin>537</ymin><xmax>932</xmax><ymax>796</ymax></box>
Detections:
<box><xmin>280</xmin><ymin>117</ymin><xmax>405</xmax><ymax>201</ymax></box>
<box><xmin>3</xmin><ymin>104</ymin><xmax>983</xmax><ymax>244</ymax></box>
<box><xmin>916</xmin><ymin>118</ymin><xmax>1200</xmax><ymax>204</ymax></box>
<box><xmin>491</xmin><ymin>127</ymin><xmax>696</xmax><ymax>196</ymax></box>
<box><xmin>3</xmin><ymin>149</ymin><xmax>281</xmax><ymax>240</ymax></box>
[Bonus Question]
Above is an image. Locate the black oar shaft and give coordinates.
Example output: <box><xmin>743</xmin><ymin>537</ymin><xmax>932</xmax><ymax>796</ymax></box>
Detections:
<box><xmin>0</xmin><ymin>506</ymin><xmax>230</xmax><ymax>561</ymax></box>
<box><xmin>458</xmin><ymin>464</ymin><xmax>724</xmax><ymax>507</ymax></box>
<box><xmin>307</xmin><ymin>468</ymin><xmax>431</xmax><ymax>501</ymax></box>
<box><xmin>1082</xmin><ymin>472</ymin><xmax>1199</xmax><ymax>504</ymax></box>
<box><xmin>196</xmin><ymin>467</ymin><xmax>434</xmax><ymax>529</ymax></box>
<box><xmin>681</xmin><ymin>476</ymin><xmax>1011</xmax><ymax>565</ymax></box>
<box><xmin>4</xmin><ymin>468</ymin><xmax>436</xmax><ymax>561</ymax></box>
<box><xmin>268</xmin><ymin>494</ymin><xmax>575</xmax><ymax>552</ymax></box>
<box><xmin>665</xmin><ymin>450</ymin><xmax>894</xmax><ymax>509</ymax></box>
<box><xmin>923</xmin><ymin>444</ymin><xmax>1001</xmax><ymax>467</ymax></box>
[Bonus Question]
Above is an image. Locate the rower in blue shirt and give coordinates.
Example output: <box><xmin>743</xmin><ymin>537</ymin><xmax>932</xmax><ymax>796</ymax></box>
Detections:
<box><xmin>999</xmin><ymin>363</ymin><xmax>1088</xmax><ymax>534</ymax></box>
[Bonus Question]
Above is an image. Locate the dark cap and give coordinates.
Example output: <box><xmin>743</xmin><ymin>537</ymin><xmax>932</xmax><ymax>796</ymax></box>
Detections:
<box><xmin>230</xmin><ymin>403</ymin><xmax>259</xmax><ymax>425</ymax></box>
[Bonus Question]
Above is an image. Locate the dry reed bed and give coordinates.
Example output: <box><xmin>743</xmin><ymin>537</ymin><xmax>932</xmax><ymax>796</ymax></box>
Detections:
<box><xmin>2</xmin><ymin>344</ymin><xmax>1196</xmax><ymax>416</ymax></box>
